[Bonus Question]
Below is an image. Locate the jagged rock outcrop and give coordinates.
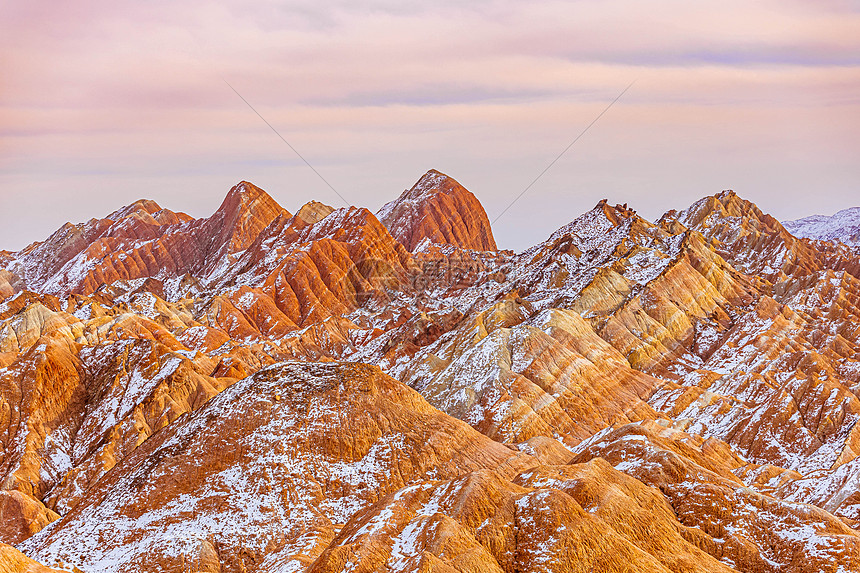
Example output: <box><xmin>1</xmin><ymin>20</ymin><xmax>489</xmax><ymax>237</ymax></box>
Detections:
<box><xmin>378</xmin><ymin>169</ymin><xmax>497</xmax><ymax>252</ymax></box>
<box><xmin>665</xmin><ymin>189</ymin><xmax>860</xmax><ymax>284</ymax></box>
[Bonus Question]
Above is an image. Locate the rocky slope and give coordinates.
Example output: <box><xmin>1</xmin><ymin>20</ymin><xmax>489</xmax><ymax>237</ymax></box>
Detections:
<box><xmin>0</xmin><ymin>543</ymin><xmax>62</xmax><ymax>573</ymax></box>
<box><xmin>785</xmin><ymin>207</ymin><xmax>860</xmax><ymax>246</ymax></box>
<box><xmin>2</xmin><ymin>181</ymin><xmax>288</xmax><ymax>297</ymax></box>
<box><xmin>1</xmin><ymin>176</ymin><xmax>859</xmax><ymax>572</ymax></box>
<box><xmin>21</xmin><ymin>362</ymin><xmax>535</xmax><ymax>572</ymax></box>
<box><xmin>378</xmin><ymin>169</ymin><xmax>498</xmax><ymax>252</ymax></box>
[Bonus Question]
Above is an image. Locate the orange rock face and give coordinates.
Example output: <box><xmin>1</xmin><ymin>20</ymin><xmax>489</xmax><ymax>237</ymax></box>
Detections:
<box><xmin>22</xmin><ymin>363</ymin><xmax>533</xmax><ymax>572</ymax></box>
<box><xmin>1</xmin><ymin>176</ymin><xmax>859</xmax><ymax>572</ymax></box>
<box><xmin>0</xmin><ymin>492</ymin><xmax>59</xmax><ymax>546</ymax></box>
<box><xmin>0</xmin><ymin>543</ymin><xmax>62</xmax><ymax>573</ymax></box>
<box><xmin>3</xmin><ymin>181</ymin><xmax>288</xmax><ymax>297</ymax></box>
<box><xmin>378</xmin><ymin>169</ymin><xmax>498</xmax><ymax>252</ymax></box>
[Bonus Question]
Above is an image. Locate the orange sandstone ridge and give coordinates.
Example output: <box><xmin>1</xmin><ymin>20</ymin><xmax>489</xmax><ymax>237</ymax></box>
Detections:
<box><xmin>377</xmin><ymin>169</ymin><xmax>498</xmax><ymax>252</ymax></box>
<box><xmin>0</xmin><ymin>171</ymin><xmax>859</xmax><ymax>572</ymax></box>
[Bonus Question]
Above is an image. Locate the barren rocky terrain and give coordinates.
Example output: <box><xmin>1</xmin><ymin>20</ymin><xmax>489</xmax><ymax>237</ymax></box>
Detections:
<box><xmin>1</xmin><ymin>170</ymin><xmax>859</xmax><ymax>572</ymax></box>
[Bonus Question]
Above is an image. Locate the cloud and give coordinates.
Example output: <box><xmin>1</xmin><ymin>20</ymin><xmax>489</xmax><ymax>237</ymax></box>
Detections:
<box><xmin>0</xmin><ymin>0</ymin><xmax>858</xmax><ymax>250</ymax></box>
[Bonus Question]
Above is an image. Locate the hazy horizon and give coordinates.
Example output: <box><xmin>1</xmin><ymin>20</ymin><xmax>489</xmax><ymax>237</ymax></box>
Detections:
<box><xmin>2</xmin><ymin>0</ymin><xmax>858</xmax><ymax>252</ymax></box>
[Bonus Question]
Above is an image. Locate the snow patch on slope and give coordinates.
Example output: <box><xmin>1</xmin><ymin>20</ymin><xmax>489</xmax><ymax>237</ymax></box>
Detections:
<box><xmin>783</xmin><ymin>207</ymin><xmax>860</xmax><ymax>246</ymax></box>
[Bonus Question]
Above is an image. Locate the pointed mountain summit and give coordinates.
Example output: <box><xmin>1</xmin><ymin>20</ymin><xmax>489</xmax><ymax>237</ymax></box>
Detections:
<box><xmin>664</xmin><ymin>190</ymin><xmax>860</xmax><ymax>282</ymax></box>
<box><xmin>207</xmin><ymin>182</ymin><xmax>288</xmax><ymax>251</ymax></box>
<box><xmin>195</xmin><ymin>181</ymin><xmax>290</xmax><ymax>268</ymax></box>
<box><xmin>1</xmin><ymin>181</ymin><xmax>289</xmax><ymax>296</ymax></box>
<box><xmin>105</xmin><ymin>198</ymin><xmax>191</xmax><ymax>227</ymax></box>
<box><xmin>668</xmin><ymin>189</ymin><xmax>788</xmax><ymax>239</ymax></box>
<box><xmin>378</xmin><ymin>169</ymin><xmax>497</xmax><ymax>252</ymax></box>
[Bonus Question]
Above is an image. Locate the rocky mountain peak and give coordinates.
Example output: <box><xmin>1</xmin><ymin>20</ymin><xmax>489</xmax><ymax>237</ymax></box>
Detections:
<box><xmin>216</xmin><ymin>181</ymin><xmax>282</xmax><ymax>219</ymax></box>
<box><xmin>106</xmin><ymin>198</ymin><xmax>164</xmax><ymax>221</ymax></box>
<box><xmin>597</xmin><ymin>199</ymin><xmax>638</xmax><ymax>226</ymax></box>
<box><xmin>207</xmin><ymin>181</ymin><xmax>290</xmax><ymax>255</ymax></box>
<box><xmin>377</xmin><ymin>169</ymin><xmax>497</xmax><ymax>251</ymax></box>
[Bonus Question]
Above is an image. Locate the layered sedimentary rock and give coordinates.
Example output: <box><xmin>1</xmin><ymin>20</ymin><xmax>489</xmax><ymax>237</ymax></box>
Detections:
<box><xmin>378</xmin><ymin>169</ymin><xmax>497</xmax><ymax>252</ymax></box>
<box><xmin>3</xmin><ymin>182</ymin><xmax>288</xmax><ymax>297</ymax></box>
<box><xmin>390</xmin><ymin>301</ymin><xmax>665</xmax><ymax>447</ymax></box>
<box><xmin>313</xmin><ymin>461</ymin><xmax>736</xmax><ymax>573</ymax></box>
<box><xmin>22</xmin><ymin>362</ymin><xmax>533</xmax><ymax>572</ymax></box>
<box><xmin>0</xmin><ymin>543</ymin><xmax>62</xmax><ymax>573</ymax></box>
<box><xmin>0</xmin><ymin>492</ymin><xmax>59</xmax><ymax>546</ymax></box>
<box><xmin>1</xmin><ymin>175</ymin><xmax>859</xmax><ymax>572</ymax></box>
<box><xmin>665</xmin><ymin>189</ymin><xmax>860</xmax><ymax>283</ymax></box>
<box><xmin>573</xmin><ymin>422</ymin><xmax>860</xmax><ymax>572</ymax></box>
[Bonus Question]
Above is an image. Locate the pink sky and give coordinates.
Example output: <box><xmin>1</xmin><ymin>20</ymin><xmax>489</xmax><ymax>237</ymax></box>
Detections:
<box><xmin>2</xmin><ymin>0</ymin><xmax>858</xmax><ymax>251</ymax></box>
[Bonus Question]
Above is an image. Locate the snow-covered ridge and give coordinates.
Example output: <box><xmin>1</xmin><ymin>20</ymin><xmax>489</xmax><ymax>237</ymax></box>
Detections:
<box><xmin>377</xmin><ymin>169</ymin><xmax>449</xmax><ymax>223</ymax></box>
<box><xmin>784</xmin><ymin>207</ymin><xmax>860</xmax><ymax>246</ymax></box>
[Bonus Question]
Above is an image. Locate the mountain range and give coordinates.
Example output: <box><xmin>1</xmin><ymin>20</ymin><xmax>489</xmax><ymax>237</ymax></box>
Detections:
<box><xmin>784</xmin><ymin>207</ymin><xmax>860</xmax><ymax>247</ymax></box>
<box><xmin>1</xmin><ymin>170</ymin><xmax>859</xmax><ymax>572</ymax></box>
